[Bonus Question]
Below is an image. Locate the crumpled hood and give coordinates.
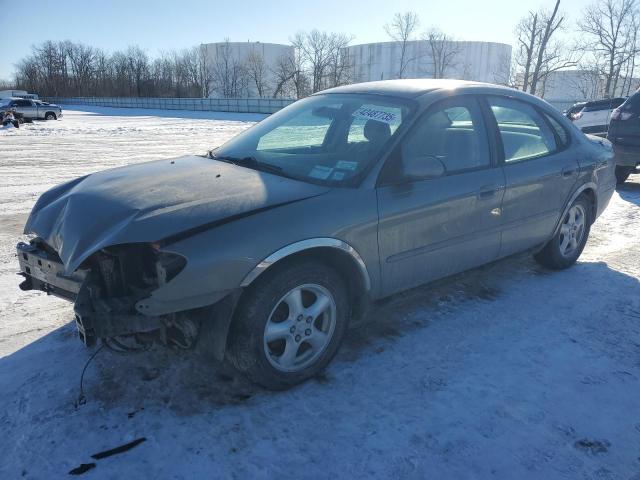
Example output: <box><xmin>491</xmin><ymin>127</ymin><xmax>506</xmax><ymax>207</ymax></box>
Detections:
<box><xmin>25</xmin><ymin>155</ymin><xmax>329</xmax><ymax>272</ymax></box>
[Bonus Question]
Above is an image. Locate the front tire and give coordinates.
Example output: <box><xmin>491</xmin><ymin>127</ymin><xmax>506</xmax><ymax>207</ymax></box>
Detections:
<box><xmin>44</xmin><ymin>112</ymin><xmax>57</xmax><ymax>120</ymax></box>
<box><xmin>226</xmin><ymin>260</ymin><xmax>349</xmax><ymax>390</ymax></box>
<box><xmin>534</xmin><ymin>195</ymin><xmax>591</xmax><ymax>270</ymax></box>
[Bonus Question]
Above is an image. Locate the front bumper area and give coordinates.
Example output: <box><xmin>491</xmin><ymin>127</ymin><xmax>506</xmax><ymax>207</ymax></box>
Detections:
<box><xmin>17</xmin><ymin>240</ymin><xmax>241</xmax><ymax>356</ymax></box>
<box><xmin>17</xmin><ymin>241</ymin><xmax>86</xmax><ymax>301</ymax></box>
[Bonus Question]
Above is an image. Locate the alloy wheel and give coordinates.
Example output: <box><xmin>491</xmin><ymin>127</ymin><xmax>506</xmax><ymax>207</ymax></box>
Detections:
<box><xmin>263</xmin><ymin>283</ymin><xmax>336</xmax><ymax>373</ymax></box>
<box><xmin>558</xmin><ymin>204</ymin><xmax>586</xmax><ymax>257</ymax></box>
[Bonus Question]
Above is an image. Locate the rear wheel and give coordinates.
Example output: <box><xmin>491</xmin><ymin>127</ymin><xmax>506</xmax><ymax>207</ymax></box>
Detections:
<box><xmin>534</xmin><ymin>195</ymin><xmax>591</xmax><ymax>270</ymax></box>
<box><xmin>615</xmin><ymin>166</ymin><xmax>633</xmax><ymax>185</ymax></box>
<box><xmin>44</xmin><ymin>112</ymin><xmax>57</xmax><ymax>120</ymax></box>
<box><xmin>226</xmin><ymin>260</ymin><xmax>349</xmax><ymax>390</ymax></box>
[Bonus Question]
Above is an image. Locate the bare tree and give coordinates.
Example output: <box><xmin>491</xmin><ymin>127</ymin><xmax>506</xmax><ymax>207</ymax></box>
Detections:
<box><xmin>424</xmin><ymin>28</ymin><xmax>461</xmax><ymax>78</ymax></box>
<box><xmin>514</xmin><ymin>0</ymin><xmax>576</xmax><ymax>95</ymax></box>
<box><xmin>579</xmin><ymin>0</ymin><xmax>639</xmax><ymax>97</ymax></box>
<box><xmin>384</xmin><ymin>11</ymin><xmax>420</xmax><ymax>78</ymax></box>
<box><xmin>210</xmin><ymin>40</ymin><xmax>248</xmax><ymax>98</ymax></box>
<box><xmin>292</xmin><ymin>30</ymin><xmax>353</xmax><ymax>93</ymax></box>
<box><xmin>246</xmin><ymin>48</ymin><xmax>268</xmax><ymax>97</ymax></box>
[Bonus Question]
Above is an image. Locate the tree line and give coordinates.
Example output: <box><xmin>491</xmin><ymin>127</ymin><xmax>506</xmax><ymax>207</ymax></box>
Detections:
<box><xmin>8</xmin><ymin>0</ymin><xmax>640</xmax><ymax>100</ymax></box>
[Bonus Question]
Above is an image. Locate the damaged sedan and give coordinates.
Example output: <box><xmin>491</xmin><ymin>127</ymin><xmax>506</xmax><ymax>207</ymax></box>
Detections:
<box><xmin>17</xmin><ymin>79</ymin><xmax>616</xmax><ymax>389</ymax></box>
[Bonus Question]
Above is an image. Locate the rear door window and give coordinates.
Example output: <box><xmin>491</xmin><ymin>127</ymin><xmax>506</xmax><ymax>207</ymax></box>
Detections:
<box><xmin>488</xmin><ymin>97</ymin><xmax>557</xmax><ymax>162</ymax></box>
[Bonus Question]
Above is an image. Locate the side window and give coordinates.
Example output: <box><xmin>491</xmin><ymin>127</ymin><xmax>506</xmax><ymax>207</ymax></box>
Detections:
<box><xmin>400</xmin><ymin>97</ymin><xmax>490</xmax><ymax>176</ymax></box>
<box><xmin>543</xmin><ymin>112</ymin><xmax>570</xmax><ymax>148</ymax></box>
<box><xmin>488</xmin><ymin>97</ymin><xmax>557</xmax><ymax>162</ymax></box>
<box><xmin>17</xmin><ymin>100</ymin><xmax>32</xmax><ymax>107</ymax></box>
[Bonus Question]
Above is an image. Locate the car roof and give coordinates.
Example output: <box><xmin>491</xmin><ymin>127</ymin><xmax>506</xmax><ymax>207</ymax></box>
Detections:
<box><xmin>316</xmin><ymin>79</ymin><xmax>497</xmax><ymax>99</ymax></box>
<box><xmin>584</xmin><ymin>97</ymin><xmax>626</xmax><ymax>107</ymax></box>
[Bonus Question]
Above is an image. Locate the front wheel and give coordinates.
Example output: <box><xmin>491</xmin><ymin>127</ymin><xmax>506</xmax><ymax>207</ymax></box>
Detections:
<box><xmin>534</xmin><ymin>195</ymin><xmax>591</xmax><ymax>270</ymax></box>
<box><xmin>44</xmin><ymin>112</ymin><xmax>57</xmax><ymax>120</ymax></box>
<box><xmin>226</xmin><ymin>260</ymin><xmax>349</xmax><ymax>390</ymax></box>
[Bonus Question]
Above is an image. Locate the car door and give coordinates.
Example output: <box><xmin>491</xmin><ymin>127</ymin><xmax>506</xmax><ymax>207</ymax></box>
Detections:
<box><xmin>484</xmin><ymin>96</ymin><xmax>579</xmax><ymax>257</ymax></box>
<box><xmin>376</xmin><ymin>96</ymin><xmax>505</xmax><ymax>297</ymax></box>
<box><xmin>16</xmin><ymin>99</ymin><xmax>37</xmax><ymax>119</ymax></box>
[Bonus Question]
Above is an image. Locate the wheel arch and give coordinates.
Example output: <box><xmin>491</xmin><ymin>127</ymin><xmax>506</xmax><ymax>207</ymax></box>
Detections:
<box><xmin>552</xmin><ymin>183</ymin><xmax>598</xmax><ymax>238</ymax></box>
<box><xmin>240</xmin><ymin>238</ymin><xmax>372</xmax><ymax>318</ymax></box>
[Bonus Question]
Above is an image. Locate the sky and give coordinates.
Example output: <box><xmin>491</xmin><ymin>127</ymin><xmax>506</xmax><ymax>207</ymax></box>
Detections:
<box><xmin>0</xmin><ymin>0</ymin><xmax>589</xmax><ymax>81</ymax></box>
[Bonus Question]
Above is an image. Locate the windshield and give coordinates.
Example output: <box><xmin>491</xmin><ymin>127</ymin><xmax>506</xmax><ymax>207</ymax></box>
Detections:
<box><xmin>214</xmin><ymin>94</ymin><xmax>413</xmax><ymax>186</ymax></box>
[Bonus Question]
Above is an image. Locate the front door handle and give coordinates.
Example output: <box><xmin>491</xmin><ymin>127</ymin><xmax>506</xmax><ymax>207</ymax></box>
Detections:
<box><xmin>477</xmin><ymin>185</ymin><xmax>502</xmax><ymax>199</ymax></box>
<box><xmin>561</xmin><ymin>167</ymin><xmax>576</xmax><ymax>178</ymax></box>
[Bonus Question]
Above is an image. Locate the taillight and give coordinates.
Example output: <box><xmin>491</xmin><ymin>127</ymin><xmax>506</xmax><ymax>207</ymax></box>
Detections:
<box><xmin>611</xmin><ymin>107</ymin><xmax>635</xmax><ymax>120</ymax></box>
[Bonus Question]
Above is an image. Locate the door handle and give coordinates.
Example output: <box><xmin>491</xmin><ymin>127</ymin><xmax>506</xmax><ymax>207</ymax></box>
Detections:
<box><xmin>561</xmin><ymin>167</ymin><xmax>576</xmax><ymax>178</ymax></box>
<box><xmin>477</xmin><ymin>186</ymin><xmax>501</xmax><ymax>199</ymax></box>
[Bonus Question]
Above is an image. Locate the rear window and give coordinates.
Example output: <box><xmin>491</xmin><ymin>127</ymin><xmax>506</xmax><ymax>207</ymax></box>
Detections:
<box><xmin>543</xmin><ymin>113</ymin><xmax>570</xmax><ymax>147</ymax></box>
<box><xmin>621</xmin><ymin>93</ymin><xmax>640</xmax><ymax>113</ymax></box>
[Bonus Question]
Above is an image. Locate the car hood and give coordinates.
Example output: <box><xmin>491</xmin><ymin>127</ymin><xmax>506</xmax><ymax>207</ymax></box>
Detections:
<box><xmin>25</xmin><ymin>155</ymin><xmax>329</xmax><ymax>272</ymax></box>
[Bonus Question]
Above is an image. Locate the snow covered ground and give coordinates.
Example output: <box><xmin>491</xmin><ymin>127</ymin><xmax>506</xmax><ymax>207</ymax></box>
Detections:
<box><xmin>1</xmin><ymin>108</ymin><xmax>639</xmax><ymax>479</ymax></box>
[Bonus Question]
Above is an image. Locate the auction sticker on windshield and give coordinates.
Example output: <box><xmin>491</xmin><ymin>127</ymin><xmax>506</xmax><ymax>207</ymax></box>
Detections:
<box><xmin>308</xmin><ymin>165</ymin><xmax>333</xmax><ymax>180</ymax></box>
<box><xmin>352</xmin><ymin>107</ymin><xmax>397</xmax><ymax>124</ymax></box>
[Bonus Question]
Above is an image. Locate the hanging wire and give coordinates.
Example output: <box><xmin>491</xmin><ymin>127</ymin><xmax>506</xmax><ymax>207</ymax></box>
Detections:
<box><xmin>75</xmin><ymin>343</ymin><xmax>105</xmax><ymax>408</ymax></box>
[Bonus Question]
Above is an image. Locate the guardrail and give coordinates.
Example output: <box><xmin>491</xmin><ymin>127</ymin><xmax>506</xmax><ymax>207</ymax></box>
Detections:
<box><xmin>41</xmin><ymin>96</ymin><xmax>295</xmax><ymax>114</ymax></box>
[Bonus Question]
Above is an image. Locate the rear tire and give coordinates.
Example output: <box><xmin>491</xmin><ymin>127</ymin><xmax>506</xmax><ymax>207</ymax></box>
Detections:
<box><xmin>534</xmin><ymin>195</ymin><xmax>591</xmax><ymax>270</ymax></box>
<box><xmin>226</xmin><ymin>260</ymin><xmax>349</xmax><ymax>390</ymax></box>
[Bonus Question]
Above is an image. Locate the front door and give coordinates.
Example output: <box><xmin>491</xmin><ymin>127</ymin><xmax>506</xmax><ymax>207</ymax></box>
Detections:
<box><xmin>377</xmin><ymin>96</ymin><xmax>505</xmax><ymax>297</ymax></box>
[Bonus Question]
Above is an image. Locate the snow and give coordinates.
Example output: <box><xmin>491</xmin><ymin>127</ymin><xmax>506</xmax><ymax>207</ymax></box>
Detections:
<box><xmin>1</xmin><ymin>108</ymin><xmax>640</xmax><ymax>479</ymax></box>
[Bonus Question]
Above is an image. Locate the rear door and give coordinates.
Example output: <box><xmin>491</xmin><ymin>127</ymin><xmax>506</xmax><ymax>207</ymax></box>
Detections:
<box><xmin>376</xmin><ymin>96</ymin><xmax>505</xmax><ymax>296</ymax></box>
<box><xmin>484</xmin><ymin>96</ymin><xmax>578</xmax><ymax>257</ymax></box>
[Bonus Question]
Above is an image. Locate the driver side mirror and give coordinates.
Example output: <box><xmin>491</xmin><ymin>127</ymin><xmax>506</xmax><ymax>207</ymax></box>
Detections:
<box><xmin>403</xmin><ymin>155</ymin><xmax>446</xmax><ymax>180</ymax></box>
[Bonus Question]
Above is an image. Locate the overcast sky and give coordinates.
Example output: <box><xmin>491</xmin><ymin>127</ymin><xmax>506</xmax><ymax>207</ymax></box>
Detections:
<box><xmin>0</xmin><ymin>0</ymin><xmax>590</xmax><ymax>81</ymax></box>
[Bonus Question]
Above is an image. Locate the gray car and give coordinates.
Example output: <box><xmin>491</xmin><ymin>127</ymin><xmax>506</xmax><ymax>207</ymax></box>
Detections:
<box><xmin>16</xmin><ymin>79</ymin><xmax>616</xmax><ymax>389</ymax></box>
<box><xmin>2</xmin><ymin>98</ymin><xmax>62</xmax><ymax>120</ymax></box>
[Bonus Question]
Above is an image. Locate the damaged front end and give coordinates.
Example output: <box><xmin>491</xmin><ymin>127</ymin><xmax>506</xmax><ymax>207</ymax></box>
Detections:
<box><xmin>17</xmin><ymin>239</ymin><xmax>211</xmax><ymax>351</ymax></box>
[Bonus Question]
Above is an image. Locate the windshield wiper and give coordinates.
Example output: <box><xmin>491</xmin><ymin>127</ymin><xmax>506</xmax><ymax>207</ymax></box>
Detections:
<box><xmin>211</xmin><ymin>153</ymin><xmax>287</xmax><ymax>176</ymax></box>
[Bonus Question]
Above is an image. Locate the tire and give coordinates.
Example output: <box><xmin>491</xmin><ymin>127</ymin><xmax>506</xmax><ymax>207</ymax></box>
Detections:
<box><xmin>44</xmin><ymin>112</ymin><xmax>57</xmax><ymax>120</ymax></box>
<box><xmin>534</xmin><ymin>195</ymin><xmax>592</xmax><ymax>270</ymax></box>
<box><xmin>226</xmin><ymin>260</ymin><xmax>349</xmax><ymax>390</ymax></box>
<box><xmin>615</xmin><ymin>166</ymin><xmax>632</xmax><ymax>185</ymax></box>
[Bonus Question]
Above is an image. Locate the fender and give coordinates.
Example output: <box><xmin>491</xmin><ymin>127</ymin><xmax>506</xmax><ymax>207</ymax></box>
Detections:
<box><xmin>239</xmin><ymin>237</ymin><xmax>372</xmax><ymax>291</ymax></box>
<box><xmin>550</xmin><ymin>182</ymin><xmax>598</xmax><ymax>239</ymax></box>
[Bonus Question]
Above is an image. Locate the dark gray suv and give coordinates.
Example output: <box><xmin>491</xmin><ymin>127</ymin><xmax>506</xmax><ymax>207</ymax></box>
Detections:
<box><xmin>16</xmin><ymin>80</ymin><xmax>616</xmax><ymax>389</ymax></box>
<box><xmin>608</xmin><ymin>90</ymin><xmax>640</xmax><ymax>184</ymax></box>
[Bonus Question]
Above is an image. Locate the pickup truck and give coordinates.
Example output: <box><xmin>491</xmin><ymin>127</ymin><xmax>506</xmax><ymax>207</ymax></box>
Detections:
<box><xmin>0</xmin><ymin>98</ymin><xmax>62</xmax><ymax>120</ymax></box>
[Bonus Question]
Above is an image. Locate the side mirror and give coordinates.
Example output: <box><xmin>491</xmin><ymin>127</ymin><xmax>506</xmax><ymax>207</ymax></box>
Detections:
<box><xmin>403</xmin><ymin>155</ymin><xmax>446</xmax><ymax>180</ymax></box>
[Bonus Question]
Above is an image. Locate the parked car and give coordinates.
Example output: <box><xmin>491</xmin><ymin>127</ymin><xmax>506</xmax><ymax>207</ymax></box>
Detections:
<box><xmin>607</xmin><ymin>90</ymin><xmax>640</xmax><ymax>184</ymax></box>
<box><xmin>2</xmin><ymin>97</ymin><xmax>62</xmax><ymax>120</ymax></box>
<box><xmin>571</xmin><ymin>97</ymin><xmax>626</xmax><ymax>135</ymax></box>
<box><xmin>16</xmin><ymin>79</ymin><xmax>616</xmax><ymax>389</ymax></box>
